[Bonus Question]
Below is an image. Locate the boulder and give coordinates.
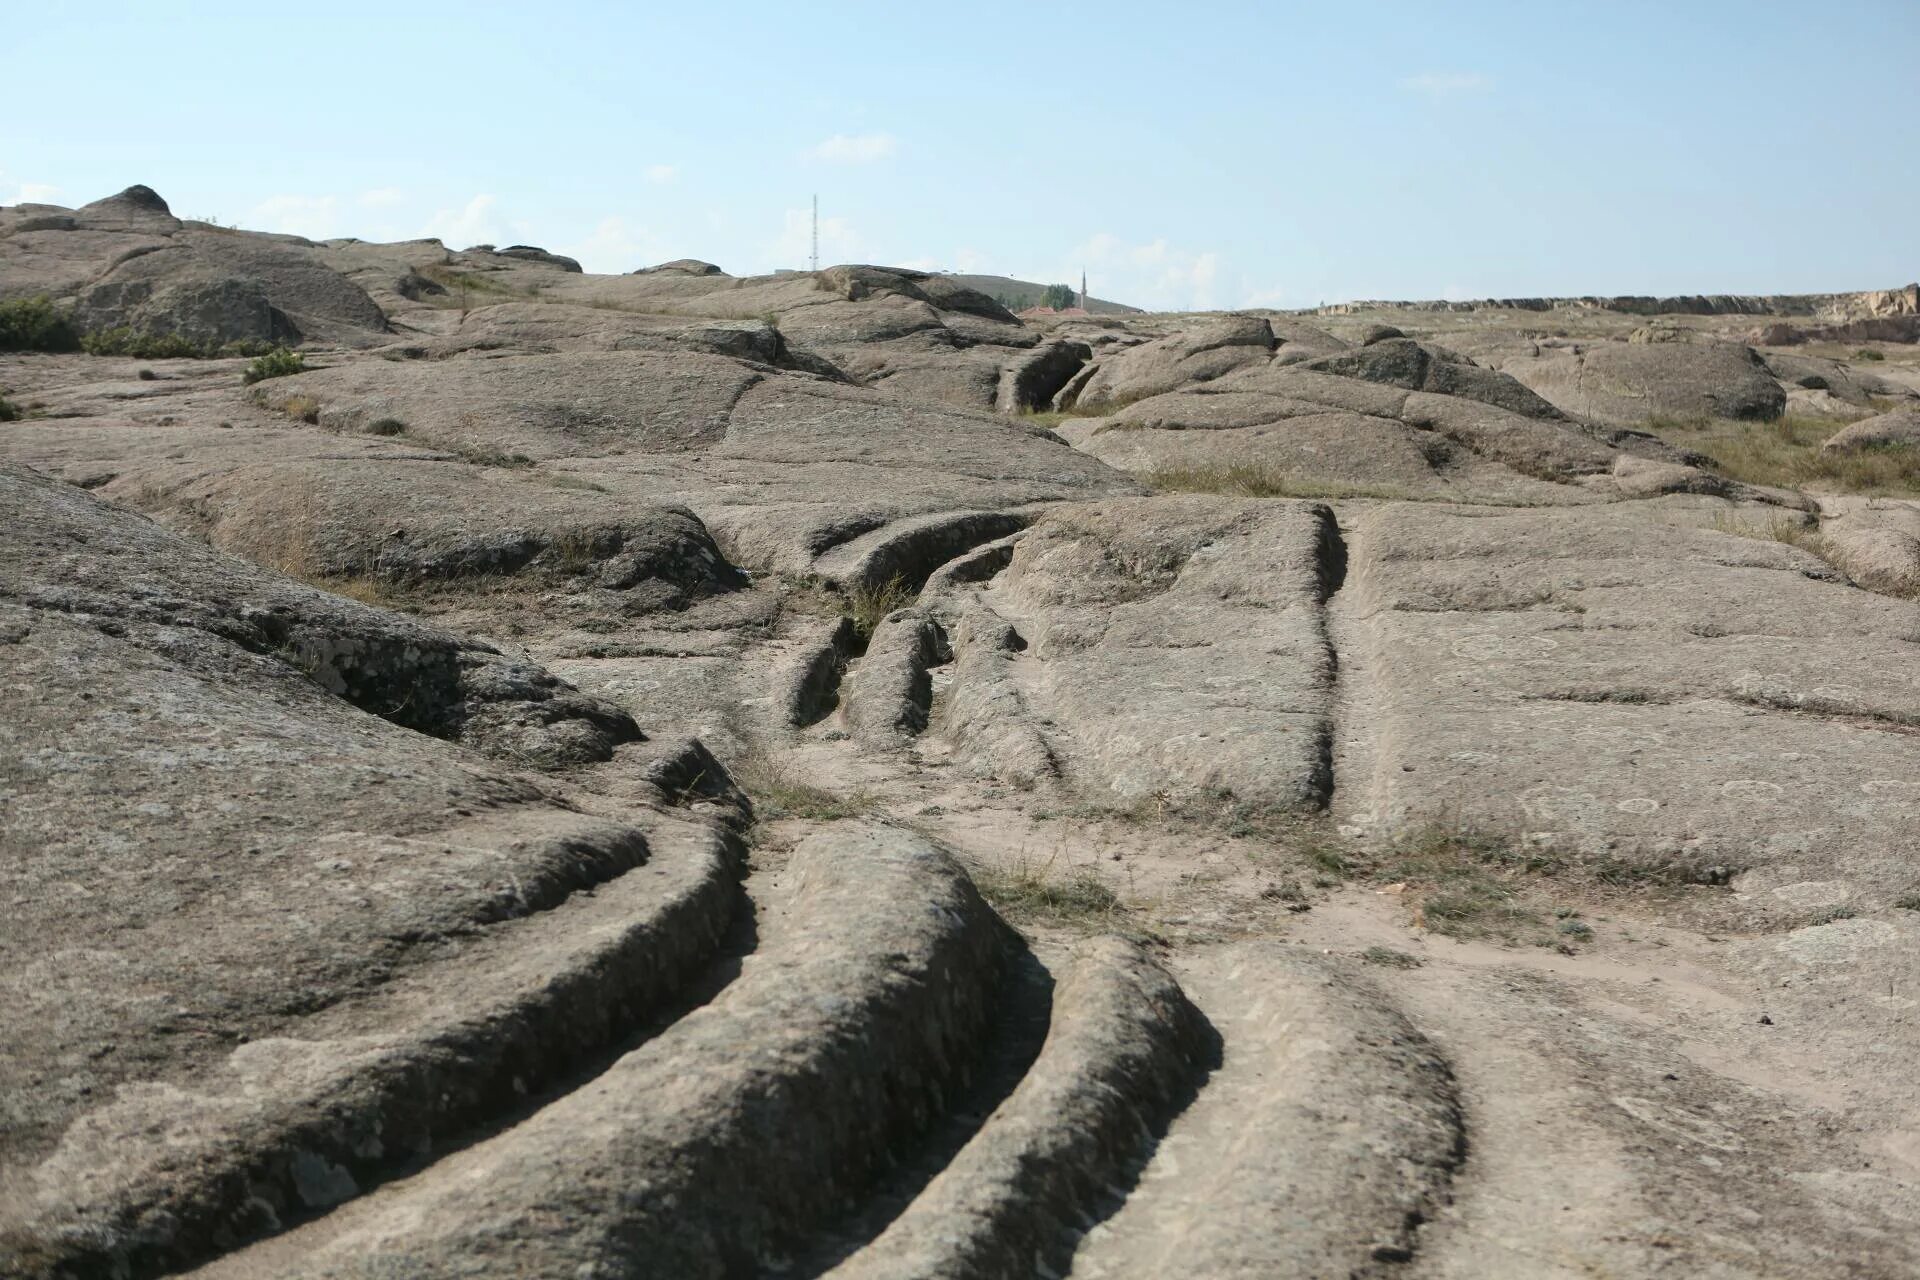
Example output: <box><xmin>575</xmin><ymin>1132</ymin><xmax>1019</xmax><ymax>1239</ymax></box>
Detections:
<box><xmin>494</xmin><ymin>244</ymin><xmax>584</xmax><ymax>272</ymax></box>
<box><xmin>1065</xmin><ymin>361</ymin><xmax>1625</xmax><ymax>505</ymax></box>
<box><xmin>633</xmin><ymin>258</ymin><xmax>726</xmax><ymax>276</ymax></box>
<box><xmin>1821</xmin><ymin>408</ymin><xmax>1920</xmax><ymax>453</ymax></box>
<box><xmin>1503</xmin><ymin>338</ymin><xmax>1786</xmax><ymax>427</ymax></box>
<box><xmin>1303</xmin><ymin>337</ymin><xmax>1566</xmax><ymax>419</ymax></box>
<box><xmin>71</xmin><ymin>183</ymin><xmax>181</xmax><ymax>233</ymax></box>
<box><xmin>1820</xmin><ymin>524</ymin><xmax>1920</xmax><ymax>596</ymax></box>
<box><xmin>1063</xmin><ymin>315</ymin><xmax>1276</xmax><ymax>411</ymax></box>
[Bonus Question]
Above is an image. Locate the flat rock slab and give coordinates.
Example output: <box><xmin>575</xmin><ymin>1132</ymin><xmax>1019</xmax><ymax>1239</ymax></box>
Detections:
<box><xmin>934</xmin><ymin>496</ymin><xmax>1341</xmax><ymax>810</ymax></box>
<box><xmin>1502</xmin><ymin>339</ymin><xmax>1787</xmax><ymax>428</ymax></box>
<box><xmin>1069</xmin><ymin>944</ymin><xmax>1462</xmax><ymax>1278</ymax></box>
<box><xmin>1063</xmin><ymin>361</ymin><xmax>1647</xmax><ymax>505</ymax></box>
<box><xmin>1331</xmin><ymin>498</ymin><xmax>1920</xmax><ymax>915</ymax></box>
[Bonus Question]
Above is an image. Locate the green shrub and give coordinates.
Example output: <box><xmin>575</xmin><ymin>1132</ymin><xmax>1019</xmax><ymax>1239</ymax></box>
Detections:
<box><xmin>81</xmin><ymin>328</ymin><xmax>282</xmax><ymax>359</ymax></box>
<box><xmin>0</xmin><ymin>395</ymin><xmax>19</xmax><ymax>422</ymax></box>
<box><xmin>1854</xmin><ymin>348</ymin><xmax>1886</xmax><ymax>362</ymax></box>
<box><xmin>242</xmin><ymin>347</ymin><xmax>306</xmax><ymax>384</ymax></box>
<box><xmin>0</xmin><ymin>297</ymin><xmax>81</xmax><ymax>352</ymax></box>
<box><xmin>366</xmin><ymin>417</ymin><xmax>407</xmax><ymax>436</ymax></box>
<box><xmin>82</xmin><ymin>328</ymin><xmax>198</xmax><ymax>358</ymax></box>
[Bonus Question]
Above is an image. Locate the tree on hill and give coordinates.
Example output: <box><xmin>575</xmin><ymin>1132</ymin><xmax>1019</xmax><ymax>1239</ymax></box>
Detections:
<box><xmin>1042</xmin><ymin>282</ymin><xmax>1077</xmax><ymax>310</ymax></box>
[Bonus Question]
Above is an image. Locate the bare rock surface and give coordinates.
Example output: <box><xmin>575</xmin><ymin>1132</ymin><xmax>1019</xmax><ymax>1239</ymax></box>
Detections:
<box><xmin>1502</xmin><ymin>337</ymin><xmax>1788</xmax><ymax>427</ymax></box>
<box><xmin>1060</xmin><ymin>359</ymin><xmax>1654</xmax><ymax>505</ymax></box>
<box><xmin>3</xmin><ymin>187</ymin><xmax>389</xmax><ymax>347</ymax></box>
<box><xmin>1061</xmin><ymin>314</ymin><xmax>1281</xmax><ymax>411</ymax></box>
<box><xmin>6</xmin><ymin>189</ymin><xmax>1920</xmax><ymax>1280</ymax></box>
<box><xmin>1820</xmin><ymin>406</ymin><xmax>1920</xmax><ymax>453</ymax></box>
<box><xmin>189</xmin><ymin>826</ymin><xmax>1007</xmax><ymax>1280</ymax></box>
<box><xmin>0</xmin><ymin>466</ymin><xmax>746</xmax><ymax>1277</ymax></box>
<box><xmin>931</xmin><ymin>497</ymin><xmax>1342</xmax><ymax>808</ymax></box>
<box><xmin>1329</xmin><ymin>497</ymin><xmax>1920</xmax><ymax>913</ymax></box>
<box><xmin>1069</xmin><ymin>945</ymin><xmax>1462</xmax><ymax>1279</ymax></box>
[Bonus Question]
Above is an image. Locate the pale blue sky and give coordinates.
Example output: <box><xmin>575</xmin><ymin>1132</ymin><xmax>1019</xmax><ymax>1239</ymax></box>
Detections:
<box><xmin>6</xmin><ymin>0</ymin><xmax>1916</xmax><ymax>309</ymax></box>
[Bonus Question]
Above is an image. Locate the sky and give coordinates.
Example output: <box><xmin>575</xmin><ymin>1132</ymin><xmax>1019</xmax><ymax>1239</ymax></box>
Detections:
<box><xmin>5</xmin><ymin>0</ymin><xmax>1917</xmax><ymax>311</ymax></box>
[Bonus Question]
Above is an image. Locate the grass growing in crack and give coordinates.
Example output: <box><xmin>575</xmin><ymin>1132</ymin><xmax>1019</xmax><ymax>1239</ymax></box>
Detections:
<box><xmin>548</xmin><ymin>530</ymin><xmax>602</xmax><ymax>574</ymax></box>
<box><xmin>1016</xmin><ymin>391</ymin><xmax>1151</xmax><ymax>431</ymax></box>
<box><xmin>523</xmin><ymin>471</ymin><xmax>610</xmax><ymax>494</ymax></box>
<box><xmin>970</xmin><ymin>856</ymin><xmax>1123</xmax><ymax>928</ymax></box>
<box><xmin>446</xmin><ymin>444</ymin><xmax>535</xmax><ymax>469</ymax></box>
<box><xmin>1371</xmin><ymin>819</ymin><xmax>1712</xmax><ymax>945</ymax></box>
<box><xmin>845</xmin><ymin>575</ymin><xmax>917</xmax><ymax>644</ymax></box>
<box><xmin>417</xmin><ymin>265</ymin><xmax>538</xmax><ymax>314</ymax></box>
<box><xmin>1146</xmin><ymin>461</ymin><xmax>1416</xmax><ymax>502</ymax></box>
<box><xmin>1379</xmin><ymin>823</ymin><xmax>1565</xmax><ymax>943</ymax></box>
<box><xmin>1706</xmin><ymin>509</ymin><xmax>1822</xmax><ymax>550</ymax></box>
<box><xmin>732</xmin><ymin>752</ymin><xmax>872</xmax><ymax>822</ymax></box>
<box><xmin>316</xmin><ymin>576</ymin><xmax>410</xmax><ymax>609</ymax></box>
<box><xmin>1646</xmin><ymin>412</ymin><xmax>1920</xmax><ymax>495</ymax></box>
<box><xmin>1361</xmin><ymin>945</ymin><xmax>1425</xmax><ymax>969</ymax></box>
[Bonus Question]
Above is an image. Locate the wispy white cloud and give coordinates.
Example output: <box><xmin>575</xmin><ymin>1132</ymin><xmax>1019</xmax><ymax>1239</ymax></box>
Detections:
<box><xmin>896</xmin><ymin>247</ymin><xmax>989</xmax><ymax>274</ymax></box>
<box><xmin>559</xmin><ymin>215</ymin><xmax>670</xmax><ymax>273</ymax></box>
<box><xmin>1399</xmin><ymin>71</ymin><xmax>1492</xmax><ymax>96</ymax></box>
<box><xmin>10</xmin><ymin>181</ymin><xmax>61</xmax><ymax>204</ymax></box>
<box><xmin>250</xmin><ymin>193</ymin><xmax>342</xmax><ymax>238</ymax></box>
<box><xmin>643</xmin><ymin>164</ymin><xmax>678</xmax><ymax>185</ymax></box>
<box><xmin>1069</xmin><ymin>232</ymin><xmax>1222</xmax><ymax>311</ymax></box>
<box><xmin>804</xmin><ymin>132</ymin><xmax>898</xmax><ymax>164</ymax></box>
<box><xmin>770</xmin><ymin>205</ymin><xmax>864</xmax><ymax>268</ymax></box>
<box><xmin>358</xmin><ymin>187</ymin><xmax>406</xmax><ymax>208</ymax></box>
<box><xmin>421</xmin><ymin>194</ymin><xmax>531</xmax><ymax>248</ymax></box>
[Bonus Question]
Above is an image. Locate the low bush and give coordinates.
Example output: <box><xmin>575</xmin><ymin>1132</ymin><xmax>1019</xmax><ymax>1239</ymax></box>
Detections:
<box><xmin>242</xmin><ymin>347</ymin><xmax>306</xmax><ymax>384</ymax></box>
<box><xmin>0</xmin><ymin>395</ymin><xmax>19</xmax><ymax>422</ymax></box>
<box><xmin>81</xmin><ymin>329</ymin><xmax>282</xmax><ymax>359</ymax></box>
<box><xmin>0</xmin><ymin>297</ymin><xmax>81</xmax><ymax>352</ymax></box>
<box><xmin>1854</xmin><ymin>348</ymin><xmax>1886</xmax><ymax>362</ymax></box>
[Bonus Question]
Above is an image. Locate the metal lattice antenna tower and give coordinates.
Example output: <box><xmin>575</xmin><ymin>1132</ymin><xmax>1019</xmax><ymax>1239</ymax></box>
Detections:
<box><xmin>810</xmin><ymin>195</ymin><xmax>819</xmax><ymax>273</ymax></box>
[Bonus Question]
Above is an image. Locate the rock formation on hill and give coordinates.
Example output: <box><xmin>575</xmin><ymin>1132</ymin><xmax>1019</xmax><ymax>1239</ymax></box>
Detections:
<box><xmin>5</xmin><ymin>187</ymin><xmax>1920</xmax><ymax>1279</ymax></box>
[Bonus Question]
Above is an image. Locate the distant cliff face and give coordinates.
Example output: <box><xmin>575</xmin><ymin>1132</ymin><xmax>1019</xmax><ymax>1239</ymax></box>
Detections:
<box><xmin>1316</xmin><ymin>283</ymin><xmax>1918</xmax><ymax>322</ymax></box>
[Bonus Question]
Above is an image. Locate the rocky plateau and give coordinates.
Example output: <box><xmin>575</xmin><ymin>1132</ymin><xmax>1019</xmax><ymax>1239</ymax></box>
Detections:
<box><xmin>4</xmin><ymin>186</ymin><xmax>1920</xmax><ymax>1279</ymax></box>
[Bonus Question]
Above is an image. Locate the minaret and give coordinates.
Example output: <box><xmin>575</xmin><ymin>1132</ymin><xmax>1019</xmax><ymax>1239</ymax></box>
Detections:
<box><xmin>1079</xmin><ymin>270</ymin><xmax>1087</xmax><ymax>311</ymax></box>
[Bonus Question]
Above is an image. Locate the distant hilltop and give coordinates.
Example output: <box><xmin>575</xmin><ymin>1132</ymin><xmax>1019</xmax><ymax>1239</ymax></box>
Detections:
<box><xmin>1315</xmin><ymin>283</ymin><xmax>1918</xmax><ymax>323</ymax></box>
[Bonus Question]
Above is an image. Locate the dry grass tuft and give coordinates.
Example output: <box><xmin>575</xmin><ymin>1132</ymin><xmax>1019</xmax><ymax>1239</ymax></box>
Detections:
<box><xmin>732</xmin><ymin>751</ymin><xmax>873</xmax><ymax>822</ymax></box>
<box><xmin>845</xmin><ymin>575</ymin><xmax>917</xmax><ymax>643</ymax></box>
<box><xmin>1646</xmin><ymin>412</ymin><xmax>1920</xmax><ymax>495</ymax></box>
<box><xmin>1147</xmin><ymin>461</ymin><xmax>1415</xmax><ymax>502</ymax></box>
<box><xmin>1017</xmin><ymin>391</ymin><xmax>1151</xmax><ymax>431</ymax></box>
<box><xmin>969</xmin><ymin>854</ymin><xmax>1123</xmax><ymax>928</ymax></box>
<box><xmin>1705</xmin><ymin>509</ymin><xmax>1823</xmax><ymax>550</ymax></box>
<box><xmin>272</xmin><ymin>394</ymin><xmax>322</xmax><ymax>424</ymax></box>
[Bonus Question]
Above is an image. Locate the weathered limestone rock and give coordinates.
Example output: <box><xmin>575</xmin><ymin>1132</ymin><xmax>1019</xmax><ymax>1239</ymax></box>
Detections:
<box><xmin>1504</xmin><ymin>338</ymin><xmax>1787</xmax><ymax>427</ymax></box>
<box><xmin>1821</xmin><ymin>407</ymin><xmax>1920</xmax><ymax>453</ymax></box>
<box><xmin>1063</xmin><ymin>315</ymin><xmax>1277</xmax><ymax>411</ymax></box>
